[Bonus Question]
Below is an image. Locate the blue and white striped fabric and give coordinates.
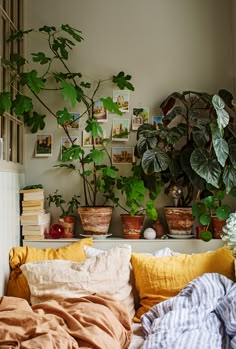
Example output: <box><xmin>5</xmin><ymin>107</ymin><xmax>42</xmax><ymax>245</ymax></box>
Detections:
<box><xmin>141</xmin><ymin>273</ymin><xmax>236</xmax><ymax>349</ymax></box>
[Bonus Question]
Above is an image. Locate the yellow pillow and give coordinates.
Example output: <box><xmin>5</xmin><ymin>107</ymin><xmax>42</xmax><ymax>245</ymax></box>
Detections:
<box><xmin>7</xmin><ymin>238</ymin><xmax>92</xmax><ymax>301</ymax></box>
<box><xmin>131</xmin><ymin>246</ymin><xmax>235</xmax><ymax>322</ymax></box>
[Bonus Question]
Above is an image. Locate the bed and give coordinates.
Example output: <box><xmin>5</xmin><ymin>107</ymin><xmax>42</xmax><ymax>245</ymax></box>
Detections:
<box><xmin>1</xmin><ymin>238</ymin><xmax>235</xmax><ymax>348</ymax></box>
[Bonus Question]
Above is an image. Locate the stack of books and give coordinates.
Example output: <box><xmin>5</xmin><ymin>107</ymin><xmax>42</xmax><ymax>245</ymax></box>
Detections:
<box><xmin>20</xmin><ymin>188</ymin><xmax>50</xmax><ymax>240</ymax></box>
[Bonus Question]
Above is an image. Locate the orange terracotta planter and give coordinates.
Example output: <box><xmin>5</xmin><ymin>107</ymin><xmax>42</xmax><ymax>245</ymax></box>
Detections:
<box><xmin>120</xmin><ymin>214</ymin><xmax>145</xmax><ymax>239</ymax></box>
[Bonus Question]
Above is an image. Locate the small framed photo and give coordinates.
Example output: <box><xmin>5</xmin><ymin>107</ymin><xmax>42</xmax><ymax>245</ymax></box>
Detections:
<box><xmin>152</xmin><ymin>115</ymin><xmax>163</xmax><ymax>129</ymax></box>
<box><xmin>61</xmin><ymin>136</ymin><xmax>79</xmax><ymax>159</ymax></box>
<box><xmin>112</xmin><ymin>119</ymin><xmax>129</xmax><ymax>141</ymax></box>
<box><xmin>58</xmin><ymin>112</ymin><xmax>80</xmax><ymax>129</ymax></box>
<box><xmin>35</xmin><ymin>134</ymin><xmax>52</xmax><ymax>157</ymax></box>
<box><xmin>113</xmin><ymin>89</ymin><xmax>130</xmax><ymax>113</ymax></box>
<box><xmin>94</xmin><ymin>100</ymin><xmax>108</xmax><ymax>122</ymax></box>
<box><xmin>132</xmin><ymin>108</ymin><xmax>149</xmax><ymax>130</ymax></box>
<box><xmin>82</xmin><ymin>130</ymin><xmax>107</xmax><ymax>147</ymax></box>
<box><xmin>112</xmin><ymin>147</ymin><xmax>134</xmax><ymax>164</ymax></box>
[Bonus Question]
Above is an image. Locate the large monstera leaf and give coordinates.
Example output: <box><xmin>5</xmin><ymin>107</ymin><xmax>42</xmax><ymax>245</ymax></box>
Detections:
<box><xmin>141</xmin><ymin>148</ymin><xmax>169</xmax><ymax>174</ymax></box>
<box><xmin>190</xmin><ymin>148</ymin><xmax>221</xmax><ymax>188</ymax></box>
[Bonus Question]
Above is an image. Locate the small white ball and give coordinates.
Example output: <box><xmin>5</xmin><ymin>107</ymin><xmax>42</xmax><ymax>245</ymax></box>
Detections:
<box><xmin>143</xmin><ymin>227</ymin><xmax>156</xmax><ymax>240</ymax></box>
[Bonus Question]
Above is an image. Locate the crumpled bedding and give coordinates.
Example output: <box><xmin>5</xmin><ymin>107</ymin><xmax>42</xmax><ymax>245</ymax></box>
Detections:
<box><xmin>141</xmin><ymin>273</ymin><xmax>236</xmax><ymax>349</ymax></box>
<box><xmin>0</xmin><ymin>294</ymin><xmax>132</xmax><ymax>349</ymax></box>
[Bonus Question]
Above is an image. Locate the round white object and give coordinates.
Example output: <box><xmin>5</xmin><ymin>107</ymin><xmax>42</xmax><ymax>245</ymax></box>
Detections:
<box><xmin>143</xmin><ymin>227</ymin><xmax>156</xmax><ymax>239</ymax></box>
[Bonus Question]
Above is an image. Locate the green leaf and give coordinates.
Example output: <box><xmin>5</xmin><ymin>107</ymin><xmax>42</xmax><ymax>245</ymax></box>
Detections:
<box><xmin>0</xmin><ymin>92</ymin><xmax>11</xmax><ymax>115</ymax></box>
<box><xmin>85</xmin><ymin>119</ymin><xmax>103</xmax><ymax>138</ymax></box>
<box><xmin>53</xmin><ymin>163</ymin><xmax>76</xmax><ymax>170</ymax></box>
<box><xmin>62</xmin><ymin>145</ymin><xmax>84</xmax><ymax>161</ymax></box>
<box><xmin>10</xmin><ymin>53</ymin><xmax>27</xmax><ymax>66</ymax></box>
<box><xmin>212</xmin><ymin>94</ymin><xmax>229</xmax><ymax>130</ymax></box>
<box><xmin>200</xmin><ymin>229</ymin><xmax>212</xmax><ymax>242</ymax></box>
<box><xmin>212</xmin><ymin>132</ymin><xmax>229</xmax><ymax>167</ymax></box>
<box><xmin>26</xmin><ymin>111</ymin><xmax>46</xmax><ymax>133</ymax></box>
<box><xmin>102</xmin><ymin>166</ymin><xmax>117</xmax><ymax>178</ymax></box>
<box><xmin>222</xmin><ymin>165</ymin><xmax>236</xmax><ymax>194</ymax></box>
<box><xmin>56</xmin><ymin>108</ymin><xmax>73</xmax><ymax>125</ymax></box>
<box><xmin>100</xmin><ymin>97</ymin><xmax>122</xmax><ymax>116</ymax></box>
<box><xmin>204</xmin><ymin>196</ymin><xmax>216</xmax><ymax>209</ymax></box>
<box><xmin>39</xmin><ymin>26</ymin><xmax>56</xmax><ymax>33</ymax></box>
<box><xmin>12</xmin><ymin>94</ymin><xmax>33</xmax><ymax>115</ymax></box>
<box><xmin>20</xmin><ymin>70</ymin><xmax>45</xmax><ymax>94</ymax></box>
<box><xmin>192</xmin><ymin>202</ymin><xmax>206</xmax><ymax>218</ymax></box>
<box><xmin>61</xmin><ymin>24</ymin><xmax>83</xmax><ymax>42</ymax></box>
<box><xmin>90</xmin><ymin>149</ymin><xmax>105</xmax><ymax>165</ymax></box>
<box><xmin>8</xmin><ymin>29</ymin><xmax>33</xmax><ymax>41</ymax></box>
<box><xmin>190</xmin><ymin>148</ymin><xmax>221</xmax><ymax>188</ymax></box>
<box><xmin>61</xmin><ymin>80</ymin><xmax>77</xmax><ymax>107</ymax></box>
<box><xmin>146</xmin><ymin>199</ymin><xmax>158</xmax><ymax>220</ymax></box>
<box><xmin>142</xmin><ymin>149</ymin><xmax>169</xmax><ymax>174</ymax></box>
<box><xmin>31</xmin><ymin>52</ymin><xmax>51</xmax><ymax>65</ymax></box>
<box><xmin>200</xmin><ymin>213</ymin><xmax>211</xmax><ymax>225</ymax></box>
<box><xmin>215</xmin><ymin>205</ymin><xmax>231</xmax><ymax>220</ymax></box>
<box><xmin>112</xmin><ymin>71</ymin><xmax>135</xmax><ymax>91</ymax></box>
<box><xmin>228</xmin><ymin>138</ymin><xmax>236</xmax><ymax>168</ymax></box>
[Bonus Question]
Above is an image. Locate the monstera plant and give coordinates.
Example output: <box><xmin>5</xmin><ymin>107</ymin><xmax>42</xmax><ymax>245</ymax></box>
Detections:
<box><xmin>0</xmin><ymin>24</ymin><xmax>135</xmax><ymax>235</ymax></box>
<box><xmin>135</xmin><ymin>90</ymin><xmax>236</xmax><ymax>207</ymax></box>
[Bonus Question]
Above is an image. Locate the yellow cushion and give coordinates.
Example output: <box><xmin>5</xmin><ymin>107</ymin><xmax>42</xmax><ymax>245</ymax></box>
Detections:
<box><xmin>131</xmin><ymin>246</ymin><xmax>235</xmax><ymax>322</ymax></box>
<box><xmin>7</xmin><ymin>238</ymin><xmax>93</xmax><ymax>301</ymax></box>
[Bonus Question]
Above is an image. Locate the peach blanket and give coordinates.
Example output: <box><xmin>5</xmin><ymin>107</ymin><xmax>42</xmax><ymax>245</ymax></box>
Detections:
<box><xmin>0</xmin><ymin>294</ymin><xmax>132</xmax><ymax>349</ymax></box>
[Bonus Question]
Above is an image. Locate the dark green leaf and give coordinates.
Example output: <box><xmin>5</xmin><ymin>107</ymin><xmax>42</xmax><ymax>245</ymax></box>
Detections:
<box><xmin>112</xmin><ymin>71</ymin><xmax>134</xmax><ymax>91</ymax></box>
<box><xmin>62</xmin><ymin>145</ymin><xmax>84</xmax><ymax>161</ymax></box>
<box><xmin>142</xmin><ymin>148</ymin><xmax>169</xmax><ymax>174</ymax></box>
<box><xmin>61</xmin><ymin>24</ymin><xmax>83</xmax><ymax>42</ymax></box>
<box><xmin>39</xmin><ymin>26</ymin><xmax>56</xmax><ymax>33</ymax></box>
<box><xmin>192</xmin><ymin>202</ymin><xmax>206</xmax><ymax>218</ymax></box>
<box><xmin>100</xmin><ymin>97</ymin><xmax>122</xmax><ymax>116</ymax></box>
<box><xmin>216</xmin><ymin>205</ymin><xmax>231</xmax><ymax>220</ymax></box>
<box><xmin>61</xmin><ymin>80</ymin><xmax>77</xmax><ymax>107</ymax></box>
<box><xmin>85</xmin><ymin>119</ymin><xmax>103</xmax><ymax>138</ymax></box>
<box><xmin>8</xmin><ymin>29</ymin><xmax>33</xmax><ymax>41</ymax></box>
<box><xmin>32</xmin><ymin>52</ymin><xmax>51</xmax><ymax>65</ymax></box>
<box><xmin>200</xmin><ymin>229</ymin><xmax>212</xmax><ymax>242</ymax></box>
<box><xmin>26</xmin><ymin>111</ymin><xmax>46</xmax><ymax>133</ymax></box>
<box><xmin>20</xmin><ymin>70</ymin><xmax>45</xmax><ymax>94</ymax></box>
<box><xmin>56</xmin><ymin>108</ymin><xmax>73</xmax><ymax>125</ymax></box>
<box><xmin>212</xmin><ymin>94</ymin><xmax>229</xmax><ymax>130</ymax></box>
<box><xmin>12</xmin><ymin>94</ymin><xmax>33</xmax><ymax>115</ymax></box>
<box><xmin>228</xmin><ymin>138</ymin><xmax>236</xmax><ymax>168</ymax></box>
<box><xmin>200</xmin><ymin>213</ymin><xmax>211</xmax><ymax>226</ymax></box>
<box><xmin>90</xmin><ymin>149</ymin><xmax>105</xmax><ymax>165</ymax></box>
<box><xmin>222</xmin><ymin>165</ymin><xmax>236</xmax><ymax>194</ymax></box>
<box><xmin>0</xmin><ymin>92</ymin><xmax>11</xmax><ymax>115</ymax></box>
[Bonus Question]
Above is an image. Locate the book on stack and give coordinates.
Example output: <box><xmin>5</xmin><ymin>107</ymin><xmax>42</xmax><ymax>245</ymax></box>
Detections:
<box><xmin>20</xmin><ymin>188</ymin><xmax>51</xmax><ymax>240</ymax></box>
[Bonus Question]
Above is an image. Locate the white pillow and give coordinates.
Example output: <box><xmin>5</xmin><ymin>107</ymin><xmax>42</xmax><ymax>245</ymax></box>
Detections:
<box><xmin>84</xmin><ymin>245</ymin><xmax>105</xmax><ymax>258</ymax></box>
<box><xmin>21</xmin><ymin>244</ymin><xmax>135</xmax><ymax>318</ymax></box>
<box><xmin>152</xmin><ymin>247</ymin><xmax>180</xmax><ymax>257</ymax></box>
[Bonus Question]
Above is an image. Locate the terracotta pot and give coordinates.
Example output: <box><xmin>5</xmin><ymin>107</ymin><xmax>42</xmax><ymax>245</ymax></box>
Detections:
<box><xmin>78</xmin><ymin>206</ymin><xmax>113</xmax><ymax>235</ymax></box>
<box><xmin>211</xmin><ymin>216</ymin><xmax>226</xmax><ymax>239</ymax></box>
<box><xmin>120</xmin><ymin>214</ymin><xmax>145</xmax><ymax>239</ymax></box>
<box><xmin>164</xmin><ymin>207</ymin><xmax>194</xmax><ymax>235</ymax></box>
<box><xmin>196</xmin><ymin>226</ymin><xmax>207</xmax><ymax>239</ymax></box>
<box><xmin>59</xmin><ymin>215</ymin><xmax>76</xmax><ymax>238</ymax></box>
<box><xmin>152</xmin><ymin>219</ymin><xmax>165</xmax><ymax>238</ymax></box>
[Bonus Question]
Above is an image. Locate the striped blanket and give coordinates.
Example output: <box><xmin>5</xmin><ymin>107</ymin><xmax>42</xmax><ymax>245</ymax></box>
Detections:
<box><xmin>141</xmin><ymin>273</ymin><xmax>236</xmax><ymax>349</ymax></box>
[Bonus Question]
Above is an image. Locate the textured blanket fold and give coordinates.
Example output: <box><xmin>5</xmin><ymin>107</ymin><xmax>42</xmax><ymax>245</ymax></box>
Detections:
<box><xmin>0</xmin><ymin>294</ymin><xmax>132</xmax><ymax>349</ymax></box>
<box><xmin>141</xmin><ymin>273</ymin><xmax>236</xmax><ymax>349</ymax></box>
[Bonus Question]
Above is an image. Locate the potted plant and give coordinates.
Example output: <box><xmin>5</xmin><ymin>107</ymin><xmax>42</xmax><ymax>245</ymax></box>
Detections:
<box><xmin>111</xmin><ymin>164</ymin><xmax>158</xmax><ymax>239</ymax></box>
<box><xmin>0</xmin><ymin>24</ymin><xmax>135</xmax><ymax>236</ymax></box>
<box><xmin>47</xmin><ymin>190</ymin><xmax>80</xmax><ymax>237</ymax></box>
<box><xmin>192</xmin><ymin>189</ymin><xmax>232</xmax><ymax>241</ymax></box>
<box><xmin>135</xmin><ymin>90</ymin><xmax>236</xmax><ymax>236</ymax></box>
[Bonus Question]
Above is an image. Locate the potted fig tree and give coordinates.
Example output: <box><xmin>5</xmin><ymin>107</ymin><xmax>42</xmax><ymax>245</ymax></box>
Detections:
<box><xmin>0</xmin><ymin>24</ymin><xmax>135</xmax><ymax>236</ymax></box>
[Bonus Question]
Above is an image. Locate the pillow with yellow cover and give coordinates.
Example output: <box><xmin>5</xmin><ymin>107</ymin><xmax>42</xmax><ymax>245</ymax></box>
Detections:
<box><xmin>131</xmin><ymin>246</ymin><xmax>235</xmax><ymax>322</ymax></box>
<box><xmin>7</xmin><ymin>238</ymin><xmax>92</xmax><ymax>301</ymax></box>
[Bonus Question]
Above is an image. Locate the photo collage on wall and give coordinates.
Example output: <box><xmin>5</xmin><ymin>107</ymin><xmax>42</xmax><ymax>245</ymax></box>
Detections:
<box><xmin>34</xmin><ymin>89</ymin><xmax>163</xmax><ymax>162</ymax></box>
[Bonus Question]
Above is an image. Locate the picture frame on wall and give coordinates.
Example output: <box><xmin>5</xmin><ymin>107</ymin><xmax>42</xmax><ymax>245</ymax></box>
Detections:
<box><xmin>152</xmin><ymin>115</ymin><xmax>163</xmax><ymax>129</ymax></box>
<box><xmin>61</xmin><ymin>136</ymin><xmax>79</xmax><ymax>159</ymax></box>
<box><xmin>58</xmin><ymin>112</ymin><xmax>80</xmax><ymax>129</ymax></box>
<box><xmin>132</xmin><ymin>107</ymin><xmax>149</xmax><ymax>130</ymax></box>
<box><xmin>93</xmin><ymin>100</ymin><xmax>108</xmax><ymax>122</ymax></box>
<box><xmin>113</xmin><ymin>89</ymin><xmax>130</xmax><ymax>113</ymax></box>
<box><xmin>112</xmin><ymin>147</ymin><xmax>134</xmax><ymax>164</ymax></box>
<box><xmin>82</xmin><ymin>130</ymin><xmax>107</xmax><ymax>147</ymax></box>
<box><xmin>112</xmin><ymin>119</ymin><xmax>129</xmax><ymax>141</ymax></box>
<box><xmin>35</xmin><ymin>134</ymin><xmax>52</xmax><ymax>157</ymax></box>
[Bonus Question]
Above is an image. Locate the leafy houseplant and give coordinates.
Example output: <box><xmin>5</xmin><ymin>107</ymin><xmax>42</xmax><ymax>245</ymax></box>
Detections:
<box><xmin>0</xmin><ymin>24</ymin><xmax>135</xmax><ymax>234</ymax></box>
<box><xmin>135</xmin><ymin>90</ymin><xmax>236</xmax><ymax>206</ymax></box>
<box><xmin>112</xmin><ymin>164</ymin><xmax>158</xmax><ymax>238</ymax></box>
<box><xmin>47</xmin><ymin>190</ymin><xmax>80</xmax><ymax>219</ymax></box>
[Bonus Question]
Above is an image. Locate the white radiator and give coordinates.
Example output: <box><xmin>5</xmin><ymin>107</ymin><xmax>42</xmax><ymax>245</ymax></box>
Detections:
<box><xmin>0</xmin><ymin>169</ymin><xmax>25</xmax><ymax>296</ymax></box>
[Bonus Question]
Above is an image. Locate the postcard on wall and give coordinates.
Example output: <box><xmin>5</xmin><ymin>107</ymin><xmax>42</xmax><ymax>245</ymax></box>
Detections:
<box><xmin>35</xmin><ymin>134</ymin><xmax>52</xmax><ymax>157</ymax></box>
<box><xmin>58</xmin><ymin>112</ymin><xmax>80</xmax><ymax>129</ymax></box>
<box><xmin>61</xmin><ymin>136</ymin><xmax>79</xmax><ymax>160</ymax></box>
<box><xmin>152</xmin><ymin>115</ymin><xmax>163</xmax><ymax>129</ymax></box>
<box><xmin>132</xmin><ymin>107</ymin><xmax>149</xmax><ymax>130</ymax></box>
<box><xmin>93</xmin><ymin>100</ymin><xmax>108</xmax><ymax>122</ymax></box>
<box><xmin>112</xmin><ymin>118</ymin><xmax>129</xmax><ymax>141</ymax></box>
<box><xmin>113</xmin><ymin>89</ymin><xmax>129</xmax><ymax>113</ymax></box>
<box><xmin>112</xmin><ymin>147</ymin><xmax>134</xmax><ymax>164</ymax></box>
<box><xmin>82</xmin><ymin>130</ymin><xmax>106</xmax><ymax>147</ymax></box>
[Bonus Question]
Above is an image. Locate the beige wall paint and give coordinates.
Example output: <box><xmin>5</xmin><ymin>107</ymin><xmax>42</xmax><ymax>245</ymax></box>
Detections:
<box><xmin>24</xmin><ymin>0</ymin><xmax>235</xmax><ymax>235</ymax></box>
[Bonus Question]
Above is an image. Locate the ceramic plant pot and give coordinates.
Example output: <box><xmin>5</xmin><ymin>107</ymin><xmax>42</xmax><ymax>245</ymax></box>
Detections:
<box><xmin>164</xmin><ymin>207</ymin><xmax>194</xmax><ymax>236</ymax></box>
<box><xmin>59</xmin><ymin>215</ymin><xmax>76</xmax><ymax>238</ymax></box>
<box><xmin>211</xmin><ymin>216</ymin><xmax>226</xmax><ymax>239</ymax></box>
<box><xmin>78</xmin><ymin>206</ymin><xmax>113</xmax><ymax>236</ymax></box>
<box><xmin>120</xmin><ymin>214</ymin><xmax>145</xmax><ymax>239</ymax></box>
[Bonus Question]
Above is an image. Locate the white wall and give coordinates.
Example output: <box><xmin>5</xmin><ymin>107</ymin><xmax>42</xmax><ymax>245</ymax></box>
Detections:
<box><xmin>24</xmin><ymin>0</ymin><xmax>235</xmax><ymax>235</ymax></box>
<box><xmin>0</xmin><ymin>165</ymin><xmax>25</xmax><ymax>295</ymax></box>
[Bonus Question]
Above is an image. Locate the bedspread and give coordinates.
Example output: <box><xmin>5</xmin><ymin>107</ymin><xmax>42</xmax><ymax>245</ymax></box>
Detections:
<box><xmin>0</xmin><ymin>294</ymin><xmax>132</xmax><ymax>349</ymax></box>
<box><xmin>141</xmin><ymin>273</ymin><xmax>236</xmax><ymax>349</ymax></box>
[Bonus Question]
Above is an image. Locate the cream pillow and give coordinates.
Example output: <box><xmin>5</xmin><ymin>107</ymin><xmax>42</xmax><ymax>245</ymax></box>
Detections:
<box><xmin>131</xmin><ymin>246</ymin><xmax>235</xmax><ymax>322</ymax></box>
<box><xmin>21</xmin><ymin>244</ymin><xmax>135</xmax><ymax>318</ymax></box>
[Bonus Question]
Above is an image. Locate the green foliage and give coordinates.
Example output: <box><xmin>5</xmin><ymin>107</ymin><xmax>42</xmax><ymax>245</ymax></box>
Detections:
<box><xmin>47</xmin><ymin>190</ymin><xmax>80</xmax><ymax>218</ymax></box>
<box><xmin>0</xmin><ymin>24</ymin><xmax>136</xmax><ymax>208</ymax></box>
<box><xmin>135</xmin><ymin>90</ymin><xmax>236</xmax><ymax>206</ymax></box>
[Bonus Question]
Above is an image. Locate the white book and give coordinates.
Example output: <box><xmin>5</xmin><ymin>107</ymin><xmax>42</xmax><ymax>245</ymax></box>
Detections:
<box><xmin>20</xmin><ymin>212</ymin><xmax>50</xmax><ymax>225</ymax></box>
<box><xmin>22</xmin><ymin>223</ymin><xmax>50</xmax><ymax>235</ymax></box>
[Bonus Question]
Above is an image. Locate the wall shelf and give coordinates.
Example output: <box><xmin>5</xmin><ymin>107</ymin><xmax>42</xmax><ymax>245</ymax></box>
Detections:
<box><xmin>22</xmin><ymin>237</ymin><xmax>224</xmax><ymax>254</ymax></box>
